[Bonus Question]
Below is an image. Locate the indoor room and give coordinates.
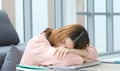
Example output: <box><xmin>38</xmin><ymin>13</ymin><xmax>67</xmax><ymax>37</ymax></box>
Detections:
<box><xmin>0</xmin><ymin>0</ymin><xmax>120</xmax><ymax>71</ymax></box>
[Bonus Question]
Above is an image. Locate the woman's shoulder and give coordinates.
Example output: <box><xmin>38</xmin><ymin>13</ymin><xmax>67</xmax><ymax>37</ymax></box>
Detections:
<box><xmin>26</xmin><ymin>33</ymin><xmax>52</xmax><ymax>48</ymax></box>
<box><xmin>28</xmin><ymin>33</ymin><xmax>48</xmax><ymax>43</ymax></box>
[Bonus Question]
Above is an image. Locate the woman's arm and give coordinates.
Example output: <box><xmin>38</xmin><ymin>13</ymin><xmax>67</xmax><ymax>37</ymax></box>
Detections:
<box><xmin>55</xmin><ymin>53</ymin><xmax>84</xmax><ymax>66</ymax></box>
<box><xmin>54</xmin><ymin>47</ymin><xmax>88</xmax><ymax>59</ymax></box>
<box><xmin>68</xmin><ymin>46</ymin><xmax>98</xmax><ymax>61</ymax></box>
<box><xmin>54</xmin><ymin>46</ymin><xmax>98</xmax><ymax>61</ymax></box>
<box><xmin>68</xmin><ymin>48</ymin><xmax>88</xmax><ymax>57</ymax></box>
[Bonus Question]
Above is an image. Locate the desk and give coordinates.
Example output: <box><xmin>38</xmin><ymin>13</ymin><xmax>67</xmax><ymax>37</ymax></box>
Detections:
<box><xmin>51</xmin><ymin>63</ymin><xmax>120</xmax><ymax>71</ymax></box>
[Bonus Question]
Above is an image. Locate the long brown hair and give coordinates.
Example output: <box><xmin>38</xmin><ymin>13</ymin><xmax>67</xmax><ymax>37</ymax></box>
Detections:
<box><xmin>43</xmin><ymin>24</ymin><xmax>90</xmax><ymax>49</ymax></box>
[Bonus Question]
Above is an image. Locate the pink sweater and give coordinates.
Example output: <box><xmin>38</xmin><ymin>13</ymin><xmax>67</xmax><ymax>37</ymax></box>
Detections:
<box><xmin>20</xmin><ymin>34</ymin><xmax>98</xmax><ymax>66</ymax></box>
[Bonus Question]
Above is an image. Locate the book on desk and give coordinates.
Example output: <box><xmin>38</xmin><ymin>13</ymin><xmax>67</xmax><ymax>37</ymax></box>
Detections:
<box><xmin>100</xmin><ymin>57</ymin><xmax>120</xmax><ymax>64</ymax></box>
<box><xmin>16</xmin><ymin>65</ymin><xmax>49</xmax><ymax>71</ymax></box>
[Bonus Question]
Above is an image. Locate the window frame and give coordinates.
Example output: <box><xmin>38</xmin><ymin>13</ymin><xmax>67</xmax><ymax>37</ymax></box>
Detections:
<box><xmin>77</xmin><ymin>0</ymin><xmax>120</xmax><ymax>55</ymax></box>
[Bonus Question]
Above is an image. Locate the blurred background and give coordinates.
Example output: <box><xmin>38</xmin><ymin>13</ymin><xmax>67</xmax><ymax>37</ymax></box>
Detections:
<box><xmin>0</xmin><ymin>0</ymin><xmax>120</xmax><ymax>55</ymax></box>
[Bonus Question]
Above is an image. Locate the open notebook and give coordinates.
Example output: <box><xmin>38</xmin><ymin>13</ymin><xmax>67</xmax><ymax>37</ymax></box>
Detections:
<box><xmin>49</xmin><ymin>61</ymin><xmax>101</xmax><ymax>69</ymax></box>
<box><xmin>16</xmin><ymin>65</ymin><xmax>49</xmax><ymax>71</ymax></box>
<box><xmin>100</xmin><ymin>57</ymin><xmax>120</xmax><ymax>64</ymax></box>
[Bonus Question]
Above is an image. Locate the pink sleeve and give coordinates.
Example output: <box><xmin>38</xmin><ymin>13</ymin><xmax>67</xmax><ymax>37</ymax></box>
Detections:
<box><xmin>86</xmin><ymin>46</ymin><xmax>98</xmax><ymax>60</ymax></box>
<box><xmin>26</xmin><ymin>34</ymin><xmax>51</xmax><ymax>49</ymax></box>
<box><xmin>56</xmin><ymin>53</ymin><xmax>83</xmax><ymax>66</ymax></box>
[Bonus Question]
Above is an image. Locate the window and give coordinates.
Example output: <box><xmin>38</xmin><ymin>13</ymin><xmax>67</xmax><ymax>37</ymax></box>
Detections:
<box><xmin>113</xmin><ymin>0</ymin><xmax>120</xmax><ymax>13</ymax></box>
<box><xmin>32</xmin><ymin>0</ymin><xmax>49</xmax><ymax>36</ymax></box>
<box><xmin>77</xmin><ymin>0</ymin><xmax>87</xmax><ymax>28</ymax></box>
<box><xmin>94</xmin><ymin>0</ymin><xmax>106</xmax><ymax>12</ymax></box>
<box><xmin>113</xmin><ymin>0</ymin><xmax>120</xmax><ymax>52</ymax></box>
<box><xmin>76</xmin><ymin>0</ymin><xmax>120</xmax><ymax>54</ymax></box>
<box><xmin>77</xmin><ymin>15</ymin><xmax>87</xmax><ymax>29</ymax></box>
<box><xmin>16</xmin><ymin>0</ymin><xmax>53</xmax><ymax>42</ymax></box>
<box><xmin>15</xmin><ymin>0</ymin><xmax>24</xmax><ymax>42</ymax></box>
<box><xmin>114</xmin><ymin>16</ymin><xmax>120</xmax><ymax>51</ymax></box>
<box><xmin>94</xmin><ymin>0</ymin><xmax>107</xmax><ymax>53</ymax></box>
<box><xmin>94</xmin><ymin>16</ymin><xmax>106</xmax><ymax>53</ymax></box>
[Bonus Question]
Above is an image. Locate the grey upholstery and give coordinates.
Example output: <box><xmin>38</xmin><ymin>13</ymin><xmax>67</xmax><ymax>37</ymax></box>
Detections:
<box><xmin>0</xmin><ymin>10</ymin><xmax>20</xmax><ymax>46</ymax></box>
<box><xmin>0</xmin><ymin>46</ymin><xmax>11</xmax><ymax>69</ymax></box>
<box><xmin>0</xmin><ymin>10</ymin><xmax>21</xmax><ymax>70</ymax></box>
<box><xmin>1</xmin><ymin>43</ymin><xmax>27</xmax><ymax>71</ymax></box>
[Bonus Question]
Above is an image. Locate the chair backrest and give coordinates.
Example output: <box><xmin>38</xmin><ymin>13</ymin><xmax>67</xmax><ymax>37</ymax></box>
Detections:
<box><xmin>0</xmin><ymin>10</ymin><xmax>20</xmax><ymax>46</ymax></box>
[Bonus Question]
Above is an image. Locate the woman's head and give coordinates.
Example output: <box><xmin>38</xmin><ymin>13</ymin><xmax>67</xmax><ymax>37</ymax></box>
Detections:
<box><xmin>44</xmin><ymin>24</ymin><xmax>90</xmax><ymax>49</ymax></box>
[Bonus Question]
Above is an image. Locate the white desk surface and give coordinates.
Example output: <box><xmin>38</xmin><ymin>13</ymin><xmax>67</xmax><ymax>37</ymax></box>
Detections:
<box><xmin>80</xmin><ymin>63</ymin><xmax>120</xmax><ymax>71</ymax></box>
<box><xmin>51</xmin><ymin>63</ymin><xmax>120</xmax><ymax>71</ymax></box>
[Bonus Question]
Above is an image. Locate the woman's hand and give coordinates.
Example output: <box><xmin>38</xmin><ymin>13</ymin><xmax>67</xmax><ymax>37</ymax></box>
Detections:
<box><xmin>54</xmin><ymin>47</ymin><xmax>69</xmax><ymax>60</ymax></box>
